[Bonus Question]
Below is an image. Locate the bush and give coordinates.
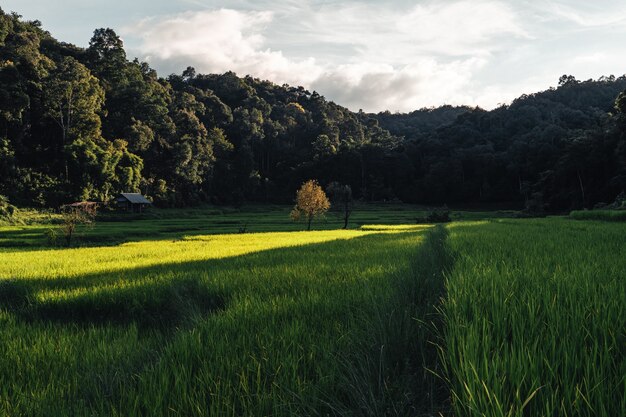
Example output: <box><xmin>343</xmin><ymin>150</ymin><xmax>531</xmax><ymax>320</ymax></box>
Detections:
<box><xmin>516</xmin><ymin>191</ymin><xmax>546</xmax><ymax>218</ymax></box>
<box><xmin>0</xmin><ymin>195</ymin><xmax>18</xmax><ymax>220</ymax></box>
<box><xmin>45</xmin><ymin>228</ymin><xmax>60</xmax><ymax>246</ymax></box>
<box><xmin>514</xmin><ymin>210</ymin><xmax>547</xmax><ymax>219</ymax></box>
<box><xmin>570</xmin><ymin>210</ymin><xmax>626</xmax><ymax>222</ymax></box>
<box><xmin>418</xmin><ymin>207</ymin><xmax>451</xmax><ymax>223</ymax></box>
<box><xmin>607</xmin><ymin>191</ymin><xmax>626</xmax><ymax>210</ymax></box>
<box><xmin>427</xmin><ymin>209</ymin><xmax>451</xmax><ymax>223</ymax></box>
<box><xmin>59</xmin><ymin>204</ymin><xmax>97</xmax><ymax>246</ymax></box>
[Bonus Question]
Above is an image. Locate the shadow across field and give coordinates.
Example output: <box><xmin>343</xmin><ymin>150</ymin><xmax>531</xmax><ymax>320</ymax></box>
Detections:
<box><xmin>0</xmin><ymin>204</ymin><xmax>439</xmax><ymax>251</ymax></box>
<box><xmin>0</xmin><ymin>231</ymin><xmax>416</xmax><ymax>331</ymax></box>
<box><xmin>0</xmin><ymin>219</ymin><xmax>336</xmax><ymax>250</ymax></box>
<box><xmin>290</xmin><ymin>225</ymin><xmax>456</xmax><ymax>417</ymax></box>
<box><xmin>0</xmin><ymin>277</ymin><xmax>226</xmax><ymax>330</ymax></box>
<box><xmin>0</xmin><ymin>225</ymin><xmax>462</xmax><ymax>416</ymax></box>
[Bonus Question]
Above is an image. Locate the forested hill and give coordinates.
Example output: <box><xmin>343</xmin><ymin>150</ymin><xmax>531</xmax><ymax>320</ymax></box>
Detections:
<box><xmin>374</xmin><ymin>105</ymin><xmax>472</xmax><ymax>139</ymax></box>
<box><xmin>0</xmin><ymin>10</ymin><xmax>399</xmax><ymax>207</ymax></box>
<box><xmin>372</xmin><ymin>76</ymin><xmax>626</xmax><ymax>210</ymax></box>
<box><xmin>1</xmin><ymin>9</ymin><xmax>626</xmax><ymax>211</ymax></box>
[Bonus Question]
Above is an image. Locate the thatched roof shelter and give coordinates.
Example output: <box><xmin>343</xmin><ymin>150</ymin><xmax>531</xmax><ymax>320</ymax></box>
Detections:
<box><xmin>114</xmin><ymin>193</ymin><xmax>152</xmax><ymax>213</ymax></box>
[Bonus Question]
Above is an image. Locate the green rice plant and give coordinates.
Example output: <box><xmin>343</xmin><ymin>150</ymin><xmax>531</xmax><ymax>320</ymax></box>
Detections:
<box><xmin>440</xmin><ymin>218</ymin><xmax>626</xmax><ymax>417</ymax></box>
<box><xmin>317</xmin><ymin>226</ymin><xmax>452</xmax><ymax>416</ymax></box>
<box><xmin>0</xmin><ymin>218</ymin><xmax>441</xmax><ymax>416</ymax></box>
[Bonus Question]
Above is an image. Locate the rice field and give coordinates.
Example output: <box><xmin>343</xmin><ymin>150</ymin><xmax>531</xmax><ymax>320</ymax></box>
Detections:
<box><xmin>0</xmin><ymin>209</ymin><xmax>445</xmax><ymax>416</ymax></box>
<box><xmin>442</xmin><ymin>219</ymin><xmax>625</xmax><ymax>417</ymax></box>
<box><xmin>0</xmin><ymin>207</ymin><xmax>624</xmax><ymax>416</ymax></box>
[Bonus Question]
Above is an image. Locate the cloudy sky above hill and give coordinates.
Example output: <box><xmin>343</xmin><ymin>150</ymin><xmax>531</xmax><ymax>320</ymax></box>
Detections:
<box><xmin>5</xmin><ymin>0</ymin><xmax>626</xmax><ymax>112</ymax></box>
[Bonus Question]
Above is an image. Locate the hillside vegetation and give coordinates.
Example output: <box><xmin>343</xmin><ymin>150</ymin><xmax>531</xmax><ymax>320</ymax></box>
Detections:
<box><xmin>1</xmin><ymin>9</ymin><xmax>625</xmax><ymax>211</ymax></box>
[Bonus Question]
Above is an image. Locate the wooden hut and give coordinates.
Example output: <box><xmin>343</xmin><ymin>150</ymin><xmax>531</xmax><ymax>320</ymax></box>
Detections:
<box><xmin>114</xmin><ymin>193</ymin><xmax>152</xmax><ymax>213</ymax></box>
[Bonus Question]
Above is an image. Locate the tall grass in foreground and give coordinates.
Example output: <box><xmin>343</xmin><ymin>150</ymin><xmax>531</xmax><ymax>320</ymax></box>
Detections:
<box><xmin>322</xmin><ymin>226</ymin><xmax>451</xmax><ymax>416</ymax></box>
<box><xmin>0</xmin><ymin>225</ymin><xmax>442</xmax><ymax>416</ymax></box>
<box><xmin>441</xmin><ymin>219</ymin><xmax>626</xmax><ymax>416</ymax></box>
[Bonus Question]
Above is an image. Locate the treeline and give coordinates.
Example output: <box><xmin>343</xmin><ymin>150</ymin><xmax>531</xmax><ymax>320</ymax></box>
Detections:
<box><xmin>0</xmin><ymin>10</ymin><xmax>397</xmax><ymax>207</ymax></box>
<box><xmin>1</xmin><ymin>9</ymin><xmax>625</xmax><ymax>211</ymax></box>
<box><xmin>372</xmin><ymin>76</ymin><xmax>626</xmax><ymax>210</ymax></box>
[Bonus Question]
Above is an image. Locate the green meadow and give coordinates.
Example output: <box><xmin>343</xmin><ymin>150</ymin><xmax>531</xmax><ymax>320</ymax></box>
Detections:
<box><xmin>0</xmin><ymin>207</ymin><xmax>624</xmax><ymax>416</ymax></box>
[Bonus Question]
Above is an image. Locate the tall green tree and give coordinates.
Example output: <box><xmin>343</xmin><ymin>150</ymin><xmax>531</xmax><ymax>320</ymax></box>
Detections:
<box><xmin>43</xmin><ymin>56</ymin><xmax>104</xmax><ymax>179</ymax></box>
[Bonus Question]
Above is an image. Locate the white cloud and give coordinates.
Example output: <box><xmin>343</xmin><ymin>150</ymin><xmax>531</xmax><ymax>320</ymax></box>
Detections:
<box><xmin>122</xmin><ymin>2</ymin><xmax>532</xmax><ymax>112</ymax></box>
<box><xmin>124</xmin><ymin>9</ymin><xmax>323</xmax><ymax>86</ymax></box>
<box><xmin>385</xmin><ymin>0</ymin><xmax>528</xmax><ymax>56</ymax></box>
<box><xmin>8</xmin><ymin>0</ymin><xmax>626</xmax><ymax>112</ymax></box>
<box><xmin>289</xmin><ymin>0</ymin><xmax>529</xmax><ymax>60</ymax></box>
<box><xmin>573</xmin><ymin>52</ymin><xmax>608</xmax><ymax>64</ymax></box>
<box><xmin>311</xmin><ymin>58</ymin><xmax>487</xmax><ymax>112</ymax></box>
<box><xmin>543</xmin><ymin>1</ymin><xmax>626</xmax><ymax>27</ymax></box>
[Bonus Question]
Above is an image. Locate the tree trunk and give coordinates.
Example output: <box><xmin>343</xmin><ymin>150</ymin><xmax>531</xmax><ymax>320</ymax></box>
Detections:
<box><xmin>63</xmin><ymin>135</ymin><xmax>69</xmax><ymax>180</ymax></box>
<box><xmin>359</xmin><ymin>151</ymin><xmax>367</xmax><ymax>198</ymax></box>
<box><xmin>577</xmin><ymin>170</ymin><xmax>586</xmax><ymax>208</ymax></box>
<box><xmin>66</xmin><ymin>226</ymin><xmax>73</xmax><ymax>247</ymax></box>
<box><xmin>57</xmin><ymin>102</ymin><xmax>70</xmax><ymax>181</ymax></box>
<box><xmin>307</xmin><ymin>215</ymin><xmax>312</xmax><ymax>231</ymax></box>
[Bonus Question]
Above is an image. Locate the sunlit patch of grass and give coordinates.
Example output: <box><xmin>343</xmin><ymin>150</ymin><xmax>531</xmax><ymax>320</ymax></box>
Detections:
<box><xmin>0</xmin><ymin>229</ymin><xmax>376</xmax><ymax>280</ymax></box>
<box><xmin>0</xmin><ymin>220</ymin><xmax>442</xmax><ymax>416</ymax></box>
<box><xmin>359</xmin><ymin>224</ymin><xmax>432</xmax><ymax>232</ymax></box>
<box><xmin>442</xmin><ymin>220</ymin><xmax>489</xmax><ymax>229</ymax></box>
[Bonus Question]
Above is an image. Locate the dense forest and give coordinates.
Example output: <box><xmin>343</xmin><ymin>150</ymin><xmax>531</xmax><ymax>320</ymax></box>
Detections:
<box><xmin>1</xmin><ymin>9</ymin><xmax>625</xmax><ymax>211</ymax></box>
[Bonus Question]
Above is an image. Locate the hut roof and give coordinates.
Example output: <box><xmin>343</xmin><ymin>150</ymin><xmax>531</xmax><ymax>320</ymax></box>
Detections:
<box><xmin>117</xmin><ymin>193</ymin><xmax>152</xmax><ymax>204</ymax></box>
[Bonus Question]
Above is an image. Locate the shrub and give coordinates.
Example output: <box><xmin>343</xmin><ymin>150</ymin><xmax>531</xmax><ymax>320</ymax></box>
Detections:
<box><xmin>45</xmin><ymin>228</ymin><xmax>59</xmax><ymax>246</ymax></box>
<box><xmin>0</xmin><ymin>195</ymin><xmax>18</xmax><ymax>220</ymax></box>
<box><xmin>422</xmin><ymin>207</ymin><xmax>451</xmax><ymax>223</ymax></box>
<box><xmin>59</xmin><ymin>203</ymin><xmax>98</xmax><ymax>246</ymax></box>
<box><xmin>570</xmin><ymin>210</ymin><xmax>626</xmax><ymax>222</ymax></box>
<box><xmin>608</xmin><ymin>191</ymin><xmax>626</xmax><ymax>210</ymax></box>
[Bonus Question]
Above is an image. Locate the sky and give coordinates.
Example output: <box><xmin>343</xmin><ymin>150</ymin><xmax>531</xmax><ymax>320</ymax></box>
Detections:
<box><xmin>4</xmin><ymin>0</ymin><xmax>626</xmax><ymax>112</ymax></box>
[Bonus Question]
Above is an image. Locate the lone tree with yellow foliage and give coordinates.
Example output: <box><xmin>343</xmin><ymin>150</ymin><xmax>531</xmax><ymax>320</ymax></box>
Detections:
<box><xmin>290</xmin><ymin>180</ymin><xmax>330</xmax><ymax>231</ymax></box>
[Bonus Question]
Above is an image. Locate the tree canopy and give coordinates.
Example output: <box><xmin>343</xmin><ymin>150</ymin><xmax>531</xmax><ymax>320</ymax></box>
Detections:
<box><xmin>290</xmin><ymin>180</ymin><xmax>330</xmax><ymax>230</ymax></box>
<box><xmin>0</xmin><ymin>9</ymin><xmax>625</xmax><ymax>212</ymax></box>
